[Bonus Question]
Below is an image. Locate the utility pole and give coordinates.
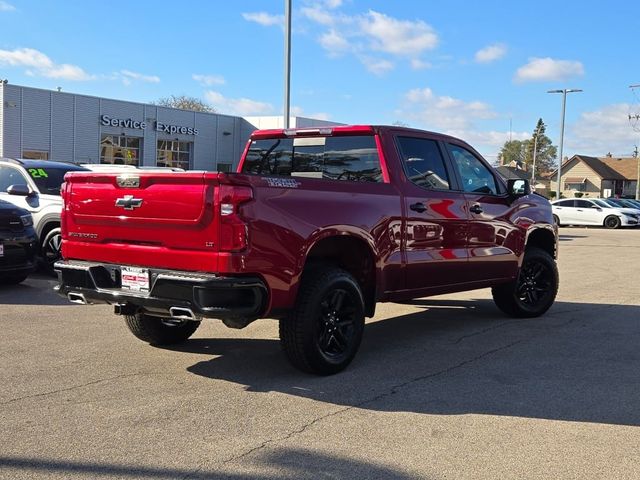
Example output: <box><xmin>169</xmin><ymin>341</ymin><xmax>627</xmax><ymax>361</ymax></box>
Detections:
<box><xmin>283</xmin><ymin>0</ymin><xmax>292</xmax><ymax>129</ymax></box>
<box><xmin>629</xmin><ymin>84</ymin><xmax>640</xmax><ymax>200</ymax></box>
<box><xmin>548</xmin><ymin>89</ymin><xmax>582</xmax><ymax>199</ymax></box>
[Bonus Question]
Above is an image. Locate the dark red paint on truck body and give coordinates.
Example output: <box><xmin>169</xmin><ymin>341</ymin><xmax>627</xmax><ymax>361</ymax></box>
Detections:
<box><xmin>57</xmin><ymin>125</ymin><xmax>558</xmax><ymax>373</ymax></box>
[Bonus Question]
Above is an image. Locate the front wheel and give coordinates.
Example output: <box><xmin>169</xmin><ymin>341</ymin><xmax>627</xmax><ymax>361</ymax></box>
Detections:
<box><xmin>604</xmin><ymin>215</ymin><xmax>621</xmax><ymax>229</ymax></box>
<box><xmin>279</xmin><ymin>267</ymin><xmax>365</xmax><ymax>375</ymax></box>
<box><xmin>124</xmin><ymin>313</ymin><xmax>200</xmax><ymax>345</ymax></box>
<box><xmin>492</xmin><ymin>247</ymin><xmax>559</xmax><ymax>318</ymax></box>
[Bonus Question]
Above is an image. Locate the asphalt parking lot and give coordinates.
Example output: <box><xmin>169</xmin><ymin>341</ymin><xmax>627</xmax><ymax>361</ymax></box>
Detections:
<box><xmin>1</xmin><ymin>227</ymin><xmax>639</xmax><ymax>479</ymax></box>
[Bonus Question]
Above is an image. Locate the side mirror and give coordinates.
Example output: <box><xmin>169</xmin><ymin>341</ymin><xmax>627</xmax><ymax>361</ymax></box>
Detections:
<box><xmin>6</xmin><ymin>184</ymin><xmax>33</xmax><ymax>197</ymax></box>
<box><xmin>507</xmin><ymin>178</ymin><xmax>531</xmax><ymax>197</ymax></box>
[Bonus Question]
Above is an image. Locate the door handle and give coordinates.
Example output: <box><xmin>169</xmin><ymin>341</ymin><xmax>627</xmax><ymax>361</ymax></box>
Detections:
<box><xmin>469</xmin><ymin>204</ymin><xmax>483</xmax><ymax>214</ymax></box>
<box><xmin>410</xmin><ymin>202</ymin><xmax>427</xmax><ymax>213</ymax></box>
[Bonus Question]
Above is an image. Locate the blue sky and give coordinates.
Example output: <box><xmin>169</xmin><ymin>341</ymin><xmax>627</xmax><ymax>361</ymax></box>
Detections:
<box><xmin>1</xmin><ymin>0</ymin><xmax>640</xmax><ymax>162</ymax></box>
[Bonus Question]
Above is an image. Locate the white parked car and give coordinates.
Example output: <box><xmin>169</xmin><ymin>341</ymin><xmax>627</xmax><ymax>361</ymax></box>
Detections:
<box><xmin>551</xmin><ymin>198</ymin><xmax>639</xmax><ymax>229</ymax></box>
<box><xmin>0</xmin><ymin>158</ymin><xmax>89</xmax><ymax>273</ymax></box>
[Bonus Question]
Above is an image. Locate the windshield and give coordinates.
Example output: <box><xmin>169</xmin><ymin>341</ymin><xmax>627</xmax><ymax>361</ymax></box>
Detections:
<box><xmin>26</xmin><ymin>166</ymin><xmax>86</xmax><ymax>196</ymax></box>
<box><xmin>604</xmin><ymin>198</ymin><xmax>624</xmax><ymax>207</ymax></box>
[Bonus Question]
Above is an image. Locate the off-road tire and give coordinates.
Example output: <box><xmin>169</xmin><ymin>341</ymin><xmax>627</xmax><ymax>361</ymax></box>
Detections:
<box><xmin>603</xmin><ymin>215</ymin><xmax>621</xmax><ymax>229</ymax></box>
<box><xmin>492</xmin><ymin>247</ymin><xmax>558</xmax><ymax>318</ymax></box>
<box><xmin>124</xmin><ymin>313</ymin><xmax>200</xmax><ymax>345</ymax></box>
<box><xmin>279</xmin><ymin>267</ymin><xmax>365</xmax><ymax>375</ymax></box>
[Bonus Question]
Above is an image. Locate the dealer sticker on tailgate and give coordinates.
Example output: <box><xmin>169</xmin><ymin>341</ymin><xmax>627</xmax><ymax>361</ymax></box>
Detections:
<box><xmin>121</xmin><ymin>266</ymin><xmax>149</xmax><ymax>292</ymax></box>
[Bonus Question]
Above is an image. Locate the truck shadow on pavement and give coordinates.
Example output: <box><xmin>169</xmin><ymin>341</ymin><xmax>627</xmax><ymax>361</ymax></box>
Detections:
<box><xmin>0</xmin><ymin>448</ymin><xmax>419</xmax><ymax>479</ymax></box>
<box><xmin>173</xmin><ymin>299</ymin><xmax>640</xmax><ymax>427</ymax></box>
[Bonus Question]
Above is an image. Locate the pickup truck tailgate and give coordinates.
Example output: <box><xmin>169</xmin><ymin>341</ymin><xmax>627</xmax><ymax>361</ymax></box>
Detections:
<box><xmin>62</xmin><ymin>172</ymin><xmax>220</xmax><ymax>271</ymax></box>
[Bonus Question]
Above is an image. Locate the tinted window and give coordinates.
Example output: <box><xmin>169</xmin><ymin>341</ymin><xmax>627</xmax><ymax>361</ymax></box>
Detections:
<box><xmin>0</xmin><ymin>166</ymin><xmax>29</xmax><ymax>192</ymax></box>
<box><xmin>448</xmin><ymin>144</ymin><xmax>497</xmax><ymax>195</ymax></box>
<box><xmin>396</xmin><ymin>137</ymin><xmax>450</xmax><ymax>190</ymax></box>
<box><xmin>322</xmin><ymin>136</ymin><xmax>381</xmax><ymax>182</ymax></box>
<box><xmin>575</xmin><ymin>200</ymin><xmax>593</xmax><ymax>208</ymax></box>
<box><xmin>242</xmin><ymin>138</ymin><xmax>294</xmax><ymax>175</ymax></box>
<box><xmin>242</xmin><ymin>135</ymin><xmax>382</xmax><ymax>182</ymax></box>
<box><xmin>27</xmin><ymin>166</ymin><xmax>86</xmax><ymax>196</ymax></box>
<box><xmin>555</xmin><ymin>200</ymin><xmax>575</xmax><ymax>207</ymax></box>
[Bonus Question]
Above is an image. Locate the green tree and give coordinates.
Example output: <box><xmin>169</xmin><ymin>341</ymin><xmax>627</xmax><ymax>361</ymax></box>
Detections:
<box><xmin>154</xmin><ymin>95</ymin><xmax>215</xmax><ymax>113</ymax></box>
<box><xmin>524</xmin><ymin>118</ymin><xmax>557</xmax><ymax>174</ymax></box>
<box><xmin>499</xmin><ymin>139</ymin><xmax>529</xmax><ymax>166</ymax></box>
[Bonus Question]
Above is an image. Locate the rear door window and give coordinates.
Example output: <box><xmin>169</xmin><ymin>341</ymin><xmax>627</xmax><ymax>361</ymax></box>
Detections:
<box><xmin>242</xmin><ymin>135</ymin><xmax>382</xmax><ymax>182</ymax></box>
<box><xmin>396</xmin><ymin>137</ymin><xmax>450</xmax><ymax>190</ymax></box>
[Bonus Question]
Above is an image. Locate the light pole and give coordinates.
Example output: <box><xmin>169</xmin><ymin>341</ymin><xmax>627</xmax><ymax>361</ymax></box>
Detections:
<box><xmin>283</xmin><ymin>0</ymin><xmax>292</xmax><ymax>129</ymax></box>
<box><xmin>548</xmin><ymin>88</ymin><xmax>582</xmax><ymax>199</ymax></box>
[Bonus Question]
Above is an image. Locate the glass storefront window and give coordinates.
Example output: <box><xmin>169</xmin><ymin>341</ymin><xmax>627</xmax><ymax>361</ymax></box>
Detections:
<box><xmin>100</xmin><ymin>135</ymin><xmax>141</xmax><ymax>166</ymax></box>
<box><xmin>157</xmin><ymin>140</ymin><xmax>192</xmax><ymax>170</ymax></box>
<box><xmin>22</xmin><ymin>150</ymin><xmax>49</xmax><ymax>160</ymax></box>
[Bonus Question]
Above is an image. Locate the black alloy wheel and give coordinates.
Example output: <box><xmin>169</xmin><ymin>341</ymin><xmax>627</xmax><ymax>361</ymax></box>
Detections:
<box><xmin>279</xmin><ymin>267</ymin><xmax>365</xmax><ymax>375</ymax></box>
<box><xmin>515</xmin><ymin>256</ymin><xmax>554</xmax><ymax>308</ymax></box>
<box><xmin>604</xmin><ymin>215</ymin><xmax>621</xmax><ymax>229</ymax></box>
<box><xmin>492</xmin><ymin>247</ymin><xmax>558</xmax><ymax>318</ymax></box>
<box><xmin>317</xmin><ymin>288</ymin><xmax>360</xmax><ymax>360</ymax></box>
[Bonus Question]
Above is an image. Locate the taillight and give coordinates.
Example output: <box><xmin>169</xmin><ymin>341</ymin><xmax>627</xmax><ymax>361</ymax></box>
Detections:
<box><xmin>218</xmin><ymin>185</ymin><xmax>253</xmax><ymax>252</ymax></box>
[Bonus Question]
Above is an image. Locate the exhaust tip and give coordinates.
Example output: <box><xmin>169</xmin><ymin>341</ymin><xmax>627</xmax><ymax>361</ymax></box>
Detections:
<box><xmin>169</xmin><ymin>307</ymin><xmax>196</xmax><ymax>320</ymax></box>
<box><xmin>68</xmin><ymin>292</ymin><xmax>88</xmax><ymax>305</ymax></box>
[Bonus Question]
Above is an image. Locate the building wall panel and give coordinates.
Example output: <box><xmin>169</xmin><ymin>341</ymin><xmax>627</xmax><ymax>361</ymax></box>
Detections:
<box><xmin>2</xmin><ymin>85</ymin><xmax>22</xmax><ymax>158</ymax></box>
<box><xmin>22</xmin><ymin>88</ymin><xmax>51</xmax><ymax>153</ymax></box>
<box><xmin>74</xmin><ymin>96</ymin><xmax>100</xmax><ymax>163</ymax></box>
<box><xmin>51</xmin><ymin>92</ymin><xmax>74</xmax><ymax>161</ymax></box>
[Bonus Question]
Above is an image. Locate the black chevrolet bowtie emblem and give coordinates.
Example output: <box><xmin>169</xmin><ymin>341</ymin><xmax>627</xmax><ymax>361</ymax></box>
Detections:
<box><xmin>115</xmin><ymin>195</ymin><xmax>143</xmax><ymax>210</ymax></box>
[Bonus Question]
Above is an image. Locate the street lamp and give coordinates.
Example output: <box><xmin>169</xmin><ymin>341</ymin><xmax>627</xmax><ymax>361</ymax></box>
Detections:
<box><xmin>283</xmin><ymin>0</ymin><xmax>292</xmax><ymax>129</ymax></box>
<box><xmin>548</xmin><ymin>88</ymin><xmax>582</xmax><ymax>199</ymax></box>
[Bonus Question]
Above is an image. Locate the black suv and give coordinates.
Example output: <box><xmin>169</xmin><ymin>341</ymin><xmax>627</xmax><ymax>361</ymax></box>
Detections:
<box><xmin>0</xmin><ymin>199</ymin><xmax>37</xmax><ymax>284</ymax></box>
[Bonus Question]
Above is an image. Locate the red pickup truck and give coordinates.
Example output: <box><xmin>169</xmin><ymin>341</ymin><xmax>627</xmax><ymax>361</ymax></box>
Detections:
<box><xmin>56</xmin><ymin>125</ymin><xmax>558</xmax><ymax>374</ymax></box>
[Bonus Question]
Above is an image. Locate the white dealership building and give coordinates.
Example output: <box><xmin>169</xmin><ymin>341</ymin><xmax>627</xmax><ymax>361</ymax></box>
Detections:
<box><xmin>0</xmin><ymin>82</ymin><xmax>337</xmax><ymax>171</ymax></box>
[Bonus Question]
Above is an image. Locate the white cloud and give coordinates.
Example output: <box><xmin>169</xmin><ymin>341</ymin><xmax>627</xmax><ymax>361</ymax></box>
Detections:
<box><xmin>0</xmin><ymin>47</ymin><xmax>93</xmax><ymax>80</ymax></box>
<box><xmin>242</xmin><ymin>12</ymin><xmax>284</xmax><ymax>27</ymax></box>
<box><xmin>410</xmin><ymin>59</ymin><xmax>432</xmax><ymax>70</ymax></box>
<box><xmin>515</xmin><ymin>57</ymin><xmax>584</xmax><ymax>83</ymax></box>
<box><xmin>398</xmin><ymin>86</ymin><xmax>497</xmax><ymax>131</ymax></box>
<box><xmin>302</xmin><ymin>8</ymin><xmax>437</xmax><ymax>74</ymax></box>
<box><xmin>0</xmin><ymin>1</ymin><xmax>15</xmax><ymax>11</ymax></box>
<box><xmin>301</xmin><ymin>6</ymin><xmax>338</xmax><ymax>26</ymax></box>
<box><xmin>119</xmin><ymin>70</ymin><xmax>160</xmax><ymax>84</ymax></box>
<box><xmin>204</xmin><ymin>90</ymin><xmax>274</xmax><ymax>116</ymax></box>
<box><xmin>475</xmin><ymin>43</ymin><xmax>507</xmax><ymax>63</ymax></box>
<box><xmin>319</xmin><ymin>30</ymin><xmax>351</xmax><ymax>56</ymax></box>
<box><xmin>569</xmin><ymin>103</ymin><xmax>640</xmax><ymax>156</ymax></box>
<box><xmin>291</xmin><ymin>105</ymin><xmax>331</xmax><ymax>120</ymax></box>
<box><xmin>359</xmin><ymin>10</ymin><xmax>438</xmax><ymax>57</ymax></box>
<box><xmin>359</xmin><ymin>56</ymin><xmax>394</xmax><ymax>76</ymax></box>
<box><xmin>192</xmin><ymin>74</ymin><xmax>225</xmax><ymax>86</ymax></box>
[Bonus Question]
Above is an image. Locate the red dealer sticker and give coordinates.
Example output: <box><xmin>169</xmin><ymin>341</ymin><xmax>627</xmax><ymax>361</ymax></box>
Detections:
<box><xmin>121</xmin><ymin>266</ymin><xmax>149</xmax><ymax>292</ymax></box>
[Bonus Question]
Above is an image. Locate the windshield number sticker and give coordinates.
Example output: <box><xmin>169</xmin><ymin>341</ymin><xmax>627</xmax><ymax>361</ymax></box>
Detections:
<box><xmin>28</xmin><ymin>168</ymin><xmax>49</xmax><ymax>179</ymax></box>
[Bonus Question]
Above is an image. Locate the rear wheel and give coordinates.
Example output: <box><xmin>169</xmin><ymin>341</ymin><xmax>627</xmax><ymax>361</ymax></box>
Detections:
<box><xmin>279</xmin><ymin>267</ymin><xmax>365</xmax><ymax>375</ymax></box>
<box><xmin>124</xmin><ymin>313</ymin><xmax>200</xmax><ymax>345</ymax></box>
<box><xmin>552</xmin><ymin>214</ymin><xmax>561</xmax><ymax>227</ymax></box>
<box><xmin>41</xmin><ymin>227</ymin><xmax>62</xmax><ymax>275</ymax></box>
<box><xmin>604</xmin><ymin>215</ymin><xmax>621</xmax><ymax>229</ymax></box>
<box><xmin>492</xmin><ymin>247</ymin><xmax>558</xmax><ymax>318</ymax></box>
